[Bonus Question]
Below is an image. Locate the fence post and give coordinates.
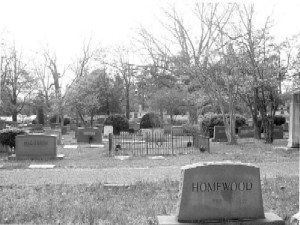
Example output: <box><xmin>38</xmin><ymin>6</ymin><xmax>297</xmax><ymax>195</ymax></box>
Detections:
<box><xmin>108</xmin><ymin>133</ymin><xmax>112</xmax><ymax>156</ymax></box>
<box><xmin>171</xmin><ymin>131</ymin><xmax>174</xmax><ymax>155</ymax></box>
<box><xmin>146</xmin><ymin>133</ymin><xmax>149</xmax><ymax>155</ymax></box>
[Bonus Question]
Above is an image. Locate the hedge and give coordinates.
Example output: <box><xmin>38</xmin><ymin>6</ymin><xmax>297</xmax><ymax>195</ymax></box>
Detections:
<box><xmin>0</xmin><ymin>128</ymin><xmax>27</xmax><ymax>149</ymax></box>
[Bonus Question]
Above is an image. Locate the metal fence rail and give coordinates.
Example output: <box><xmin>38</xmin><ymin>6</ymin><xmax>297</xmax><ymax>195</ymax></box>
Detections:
<box><xmin>108</xmin><ymin>132</ymin><xmax>209</xmax><ymax>156</ymax></box>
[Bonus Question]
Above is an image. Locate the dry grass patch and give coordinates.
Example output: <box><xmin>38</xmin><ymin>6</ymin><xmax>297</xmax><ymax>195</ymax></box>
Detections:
<box><xmin>0</xmin><ymin>176</ymin><xmax>298</xmax><ymax>225</ymax></box>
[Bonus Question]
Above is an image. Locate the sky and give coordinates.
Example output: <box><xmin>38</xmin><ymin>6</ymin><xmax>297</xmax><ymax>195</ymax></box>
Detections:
<box><xmin>0</xmin><ymin>0</ymin><xmax>299</xmax><ymax>87</ymax></box>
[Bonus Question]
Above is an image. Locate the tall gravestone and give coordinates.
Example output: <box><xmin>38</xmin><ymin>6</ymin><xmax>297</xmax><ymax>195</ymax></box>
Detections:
<box><xmin>158</xmin><ymin>162</ymin><xmax>284</xmax><ymax>225</ymax></box>
<box><xmin>287</xmin><ymin>91</ymin><xmax>300</xmax><ymax>148</ymax></box>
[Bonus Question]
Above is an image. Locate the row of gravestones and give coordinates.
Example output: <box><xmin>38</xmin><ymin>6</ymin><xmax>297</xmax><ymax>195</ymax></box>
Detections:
<box><xmin>212</xmin><ymin>126</ymin><xmax>285</xmax><ymax>142</ymax></box>
<box><xmin>8</xmin><ymin>126</ymin><xmax>107</xmax><ymax>160</ymax></box>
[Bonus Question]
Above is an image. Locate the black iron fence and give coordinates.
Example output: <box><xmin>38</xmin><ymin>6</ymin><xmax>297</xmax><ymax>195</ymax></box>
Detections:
<box><xmin>108</xmin><ymin>132</ymin><xmax>209</xmax><ymax>156</ymax></box>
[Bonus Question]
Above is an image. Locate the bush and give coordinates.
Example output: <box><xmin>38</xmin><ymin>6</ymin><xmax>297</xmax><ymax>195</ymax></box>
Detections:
<box><xmin>182</xmin><ymin>124</ymin><xmax>201</xmax><ymax>135</ymax></box>
<box><xmin>257</xmin><ymin>115</ymin><xmax>286</xmax><ymax>133</ymax></box>
<box><xmin>274</xmin><ymin>115</ymin><xmax>286</xmax><ymax>126</ymax></box>
<box><xmin>63</xmin><ymin>118</ymin><xmax>71</xmax><ymax>125</ymax></box>
<box><xmin>140</xmin><ymin>113</ymin><xmax>161</xmax><ymax>129</ymax></box>
<box><xmin>0</xmin><ymin>128</ymin><xmax>27</xmax><ymax>149</ymax></box>
<box><xmin>201</xmin><ymin>114</ymin><xmax>246</xmax><ymax>137</ymax></box>
<box><xmin>49</xmin><ymin>116</ymin><xmax>71</xmax><ymax>125</ymax></box>
<box><xmin>104</xmin><ymin>115</ymin><xmax>129</xmax><ymax>135</ymax></box>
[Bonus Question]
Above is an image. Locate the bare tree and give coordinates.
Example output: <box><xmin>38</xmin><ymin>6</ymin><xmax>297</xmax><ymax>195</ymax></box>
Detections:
<box><xmin>1</xmin><ymin>45</ymin><xmax>37</xmax><ymax>122</ymax></box>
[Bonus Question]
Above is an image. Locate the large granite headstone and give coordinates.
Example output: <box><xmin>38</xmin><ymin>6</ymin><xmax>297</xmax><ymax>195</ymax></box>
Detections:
<box><xmin>158</xmin><ymin>162</ymin><xmax>285</xmax><ymax>225</ymax></box>
<box><xmin>77</xmin><ymin>127</ymin><xmax>102</xmax><ymax>144</ymax></box>
<box><xmin>212</xmin><ymin>126</ymin><xmax>227</xmax><ymax>142</ymax></box>
<box><xmin>287</xmin><ymin>92</ymin><xmax>300</xmax><ymax>148</ymax></box>
<box><xmin>15</xmin><ymin>135</ymin><xmax>58</xmax><ymax>160</ymax></box>
<box><xmin>238</xmin><ymin>127</ymin><xmax>254</xmax><ymax>138</ymax></box>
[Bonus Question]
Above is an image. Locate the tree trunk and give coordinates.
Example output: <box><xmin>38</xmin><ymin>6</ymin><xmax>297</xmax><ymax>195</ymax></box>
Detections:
<box><xmin>252</xmin><ymin>114</ymin><xmax>261</xmax><ymax>139</ymax></box>
<box><xmin>252</xmin><ymin>88</ymin><xmax>261</xmax><ymax>139</ymax></box>
<box><xmin>265</xmin><ymin>116</ymin><xmax>274</xmax><ymax>143</ymax></box>
<box><xmin>125</xmin><ymin>87</ymin><xmax>130</xmax><ymax>120</ymax></box>
<box><xmin>160</xmin><ymin>107</ymin><xmax>164</xmax><ymax>128</ymax></box>
<box><xmin>12</xmin><ymin>110</ymin><xmax>17</xmax><ymax>122</ymax></box>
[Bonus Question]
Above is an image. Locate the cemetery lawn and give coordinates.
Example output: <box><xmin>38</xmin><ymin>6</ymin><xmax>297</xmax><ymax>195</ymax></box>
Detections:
<box><xmin>0</xmin><ymin>132</ymin><xmax>298</xmax><ymax>170</ymax></box>
<box><xmin>0</xmin><ymin>176</ymin><xmax>298</xmax><ymax>224</ymax></box>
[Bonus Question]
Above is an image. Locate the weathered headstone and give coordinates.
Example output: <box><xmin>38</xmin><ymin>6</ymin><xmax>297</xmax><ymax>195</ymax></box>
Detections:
<box><xmin>172</xmin><ymin>126</ymin><xmax>184</xmax><ymax>136</ymax></box>
<box><xmin>77</xmin><ymin>127</ymin><xmax>102</xmax><ymax>144</ymax></box>
<box><xmin>273</xmin><ymin>126</ymin><xmax>283</xmax><ymax>139</ymax></box>
<box><xmin>282</xmin><ymin>123</ymin><xmax>288</xmax><ymax>132</ymax></box>
<box><xmin>287</xmin><ymin>91</ymin><xmax>300</xmax><ymax>148</ymax></box>
<box><xmin>44</xmin><ymin>129</ymin><xmax>62</xmax><ymax>145</ymax></box>
<box><xmin>50</xmin><ymin>123</ymin><xmax>61</xmax><ymax>129</ymax></box>
<box><xmin>104</xmin><ymin>125</ymin><xmax>113</xmax><ymax>137</ymax></box>
<box><xmin>129</xmin><ymin>122</ymin><xmax>140</xmax><ymax>132</ymax></box>
<box><xmin>158</xmin><ymin>162</ymin><xmax>284</xmax><ymax>225</ymax></box>
<box><xmin>61</xmin><ymin>126</ymin><xmax>68</xmax><ymax>135</ymax></box>
<box><xmin>70</xmin><ymin>123</ymin><xmax>77</xmax><ymax>132</ymax></box>
<box><xmin>212</xmin><ymin>126</ymin><xmax>227</xmax><ymax>142</ymax></box>
<box><xmin>15</xmin><ymin>135</ymin><xmax>59</xmax><ymax>160</ymax></box>
<box><xmin>238</xmin><ymin>126</ymin><xmax>254</xmax><ymax>138</ymax></box>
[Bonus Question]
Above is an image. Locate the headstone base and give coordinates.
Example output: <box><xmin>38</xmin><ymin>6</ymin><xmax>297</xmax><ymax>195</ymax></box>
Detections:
<box><xmin>157</xmin><ymin>213</ymin><xmax>284</xmax><ymax>225</ymax></box>
<box><xmin>8</xmin><ymin>154</ymin><xmax>64</xmax><ymax>160</ymax></box>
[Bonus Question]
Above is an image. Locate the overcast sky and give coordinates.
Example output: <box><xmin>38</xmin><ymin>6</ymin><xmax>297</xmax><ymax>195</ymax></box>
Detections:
<box><xmin>0</xmin><ymin>0</ymin><xmax>299</xmax><ymax>74</ymax></box>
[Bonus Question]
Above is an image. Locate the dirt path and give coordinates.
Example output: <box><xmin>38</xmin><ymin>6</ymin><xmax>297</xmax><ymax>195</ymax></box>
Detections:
<box><xmin>0</xmin><ymin>161</ymin><xmax>298</xmax><ymax>186</ymax></box>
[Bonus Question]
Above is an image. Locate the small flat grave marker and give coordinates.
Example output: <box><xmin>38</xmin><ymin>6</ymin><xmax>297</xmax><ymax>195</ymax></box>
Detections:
<box><xmin>29</xmin><ymin>164</ymin><xmax>55</xmax><ymax>169</ymax></box>
<box><xmin>89</xmin><ymin>144</ymin><xmax>104</xmax><ymax>148</ymax></box>
<box><xmin>157</xmin><ymin>162</ymin><xmax>284</xmax><ymax>225</ymax></box>
<box><xmin>63</xmin><ymin>145</ymin><xmax>78</xmax><ymax>149</ymax></box>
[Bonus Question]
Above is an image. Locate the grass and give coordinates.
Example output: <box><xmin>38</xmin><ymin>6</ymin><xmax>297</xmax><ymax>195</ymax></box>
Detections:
<box><xmin>0</xmin><ymin>176</ymin><xmax>298</xmax><ymax>225</ymax></box>
<box><xmin>0</xmin><ymin>132</ymin><xmax>298</xmax><ymax>170</ymax></box>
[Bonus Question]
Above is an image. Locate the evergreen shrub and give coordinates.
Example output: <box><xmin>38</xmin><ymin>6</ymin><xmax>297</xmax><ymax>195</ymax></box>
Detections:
<box><xmin>104</xmin><ymin>115</ymin><xmax>129</xmax><ymax>135</ymax></box>
<box><xmin>140</xmin><ymin>113</ymin><xmax>161</xmax><ymax>129</ymax></box>
<box><xmin>0</xmin><ymin>128</ymin><xmax>27</xmax><ymax>149</ymax></box>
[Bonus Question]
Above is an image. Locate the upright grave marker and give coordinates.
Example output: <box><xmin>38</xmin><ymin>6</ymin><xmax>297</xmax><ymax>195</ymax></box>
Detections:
<box><xmin>212</xmin><ymin>126</ymin><xmax>227</xmax><ymax>142</ymax></box>
<box><xmin>14</xmin><ymin>135</ymin><xmax>62</xmax><ymax>160</ymax></box>
<box><xmin>158</xmin><ymin>162</ymin><xmax>284</xmax><ymax>225</ymax></box>
<box><xmin>77</xmin><ymin>127</ymin><xmax>102</xmax><ymax>144</ymax></box>
<box><xmin>104</xmin><ymin>125</ymin><xmax>113</xmax><ymax>138</ymax></box>
<box><xmin>238</xmin><ymin>126</ymin><xmax>254</xmax><ymax>138</ymax></box>
<box><xmin>172</xmin><ymin>126</ymin><xmax>184</xmax><ymax>136</ymax></box>
<box><xmin>44</xmin><ymin>129</ymin><xmax>62</xmax><ymax>145</ymax></box>
<box><xmin>273</xmin><ymin>126</ymin><xmax>283</xmax><ymax>139</ymax></box>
